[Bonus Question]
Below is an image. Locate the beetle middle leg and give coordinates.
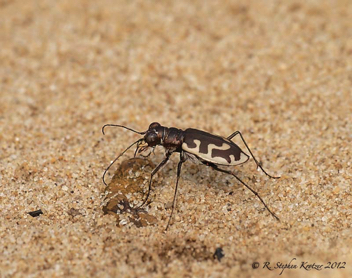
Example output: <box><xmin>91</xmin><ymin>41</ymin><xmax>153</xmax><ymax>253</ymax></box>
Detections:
<box><xmin>165</xmin><ymin>151</ymin><xmax>187</xmax><ymax>231</ymax></box>
<box><xmin>227</xmin><ymin>131</ymin><xmax>279</xmax><ymax>179</ymax></box>
<box><xmin>209</xmin><ymin>164</ymin><xmax>280</xmax><ymax>221</ymax></box>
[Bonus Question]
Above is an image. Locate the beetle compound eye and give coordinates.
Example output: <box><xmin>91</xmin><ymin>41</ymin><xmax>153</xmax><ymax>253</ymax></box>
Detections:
<box><xmin>149</xmin><ymin>122</ymin><xmax>161</xmax><ymax>129</ymax></box>
<box><xmin>146</xmin><ymin>132</ymin><xmax>158</xmax><ymax>146</ymax></box>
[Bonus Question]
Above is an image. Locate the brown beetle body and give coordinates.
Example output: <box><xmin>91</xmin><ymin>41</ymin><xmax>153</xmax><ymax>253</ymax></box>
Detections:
<box><xmin>102</xmin><ymin>122</ymin><xmax>280</xmax><ymax>230</ymax></box>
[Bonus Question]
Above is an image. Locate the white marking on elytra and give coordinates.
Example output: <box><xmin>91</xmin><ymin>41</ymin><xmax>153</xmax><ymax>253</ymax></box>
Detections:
<box><xmin>208</xmin><ymin>155</ymin><xmax>230</xmax><ymax>165</ymax></box>
<box><xmin>208</xmin><ymin>142</ymin><xmax>231</xmax><ymax>152</ymax></box>
<box><xmin>206</xmin><ymin>153</ymin><xmax>248</xmax><ymax>165</ymax></box>
<box><xmin>182</xmin><ymin>139</ymin><xmax>201</xmax><ymax>153</ymax></box>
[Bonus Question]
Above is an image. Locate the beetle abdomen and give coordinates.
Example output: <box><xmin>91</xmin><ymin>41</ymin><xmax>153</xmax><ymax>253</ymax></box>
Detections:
<box><xmin>182</xmin><ymin>128</ymin><xmax>249</xmax><ymax>166</ymax></box>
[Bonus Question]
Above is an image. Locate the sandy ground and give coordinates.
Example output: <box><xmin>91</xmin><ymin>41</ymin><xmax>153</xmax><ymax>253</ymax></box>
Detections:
<box><xmin>1</xmin><ymin>0</ymin><xmax>352</xmax><ymax>277</ymax></box>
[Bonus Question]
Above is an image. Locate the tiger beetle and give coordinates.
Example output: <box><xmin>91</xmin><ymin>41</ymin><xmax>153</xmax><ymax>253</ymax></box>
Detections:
<box><xmin>102</xmin><ymin>122</ymin><xmax>280</xmax><ymax>230</ymax></box>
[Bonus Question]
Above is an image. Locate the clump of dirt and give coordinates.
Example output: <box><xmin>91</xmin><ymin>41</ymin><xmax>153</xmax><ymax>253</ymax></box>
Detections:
<box><xmin>102</xmin><ymin>157</ymin><xmax>158</xmax><ymax>227</ymax></box>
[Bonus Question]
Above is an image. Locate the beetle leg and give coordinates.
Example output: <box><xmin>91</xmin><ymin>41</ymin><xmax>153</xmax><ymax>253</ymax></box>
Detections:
<box><xmin>227</xmin><ymin>131</ymin><xmax>279</xmax><ymax>179</ymax></box>
<box><xmin>134</xmin><ymin>141</ymin><xmax>142</xmax><ymax>157</ymax></box>
<box><xmin>138</xmin><ymin>151</ymin><xmax>172</xmax><ymax>208</ymax></box>
<box><xmin>227</xmin><ymin>131</ymin><xmax>240</xmax><ymax>140</ymax></box>
<box><xmin>165</xmin><ymin>151</ymin><xmax>187</xmax><ymax>231</ymax></box>
<box><xmin>210</xmin><ymin>164</ymin><xmax>280</xmax><ymax>221</ymax></box>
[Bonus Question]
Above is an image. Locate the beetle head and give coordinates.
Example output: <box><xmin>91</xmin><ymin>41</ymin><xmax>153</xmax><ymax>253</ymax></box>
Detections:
<box><xmin>144</xmin><ymin>122</ymin><xmax>163</xmax><ymax>147</ymax></box>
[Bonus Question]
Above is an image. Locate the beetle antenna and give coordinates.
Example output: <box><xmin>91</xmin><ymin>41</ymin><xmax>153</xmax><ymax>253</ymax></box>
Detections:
<box><xmin>102</xmin><ymin>138</ymin><xmax>144</xmax><ymax>186</ymax></box>
<box><xmin>102</xmin><ymin>124</ymin><xmax>146</xmax><ymax>135</ymax></box>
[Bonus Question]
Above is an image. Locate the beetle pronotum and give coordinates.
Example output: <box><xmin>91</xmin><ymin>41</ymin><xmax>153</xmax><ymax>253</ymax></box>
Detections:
<box><xmin>102</xmin><ymin>122</ymin><xmax>280</xmax><ymax>230</ymax></box>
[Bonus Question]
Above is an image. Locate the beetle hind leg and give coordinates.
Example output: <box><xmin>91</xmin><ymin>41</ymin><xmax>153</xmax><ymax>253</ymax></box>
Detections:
<box><xmin>227</xmin><ymin>131</ymin><xmax>279</xmax><ymax>179</ymax></box>
<box><xmin>210</xmin><ymin>164</ymin><xmax>280</xmax><ymax>221</ymax></box>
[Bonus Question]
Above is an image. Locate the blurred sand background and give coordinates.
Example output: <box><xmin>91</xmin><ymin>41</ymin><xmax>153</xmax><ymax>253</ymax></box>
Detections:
<box><xmin>1</xmin><ymin>0</ymin><xmax>352</xmax><ymax>277</ymax></box>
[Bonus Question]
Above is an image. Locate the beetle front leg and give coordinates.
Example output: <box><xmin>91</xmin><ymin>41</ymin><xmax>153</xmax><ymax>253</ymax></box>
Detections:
<box><xmin>138</xmin><ymin>151</ymin><xmax>172</xmax><ymax>208</ymax></box>
<box><xmin>227</xmin><ymin>131</ymin><xmax>279</xmax><ymax>179</ymax></box>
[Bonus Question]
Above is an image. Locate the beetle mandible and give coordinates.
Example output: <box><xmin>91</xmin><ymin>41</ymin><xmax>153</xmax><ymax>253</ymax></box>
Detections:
<box><xmin>102</xmin><ymin>122</ymin><xmax>280</xmax><ymax>230</ymax></box>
